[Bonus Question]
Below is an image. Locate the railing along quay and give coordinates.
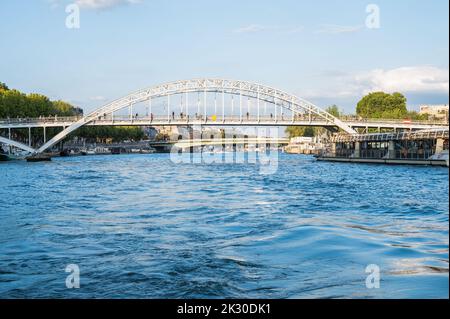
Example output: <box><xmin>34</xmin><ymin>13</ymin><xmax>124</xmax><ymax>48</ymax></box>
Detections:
<box><xmin>332</xmin><ymin>128</ymin><xmax>449</xmax><ymax>143</ymax></box>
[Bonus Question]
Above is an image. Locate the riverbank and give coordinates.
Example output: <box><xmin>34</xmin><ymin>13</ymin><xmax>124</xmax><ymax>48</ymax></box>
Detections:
<box><xmin>316</xmin><ymin>156</ymin><xmax>449</xmax><ymax>167</ymax></box>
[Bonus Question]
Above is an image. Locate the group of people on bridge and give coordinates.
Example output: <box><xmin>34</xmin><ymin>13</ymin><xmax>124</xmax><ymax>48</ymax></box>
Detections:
<box><xmin>123</xmin><ymin>111</ymin><xmax>317</xmax><ymax>122</ymax></box>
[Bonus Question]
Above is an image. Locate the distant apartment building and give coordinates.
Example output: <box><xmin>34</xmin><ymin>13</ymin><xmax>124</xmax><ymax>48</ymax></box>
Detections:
<box><xmin>419</xmin><ymin>104</ymin><xmax>449</xmax><ymax>120</ymax></box>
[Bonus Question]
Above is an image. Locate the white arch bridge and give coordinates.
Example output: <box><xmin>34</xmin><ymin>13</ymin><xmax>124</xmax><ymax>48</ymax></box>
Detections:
<box><xmin>0</xmin><ymin>78</ymin><xmax>447</xmax><ymax>154</ymax></box>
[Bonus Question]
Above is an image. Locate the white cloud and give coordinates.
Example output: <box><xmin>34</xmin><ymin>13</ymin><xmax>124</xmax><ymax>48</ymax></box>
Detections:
<box><xmin>47</xmin><ymin>0</ymin><xmax>60</xmax><ymax>9</ymax></box>
<box><xmin>75</xmin><ymin>0</ymin><xmax>142</xmax><ymax>10</ymax></box>
<box><xmin>49</xmin><ymin>0</ymin><xmax>142</xmax><ymax>10</ymax></box>
<box><xmin>316</xmin><ymin>24</ymin><xmax>364</xmax><ymax>34</ymax></box>
<box><xmin>234</xmin><ymin>24</ymin><xmax>361</xmax><ymax>35</ymax></box>
<box><xmin>357</xmin><ymin>66</ymin><xmax>449</xmax><ymax>94</ymax></box>
<box><xmin>233</xmin><ymin>25</ymin><xmax>303</xmax><ymax>34</ymax></box>
<box><xmin>90</xmin><ymin>96</ymin><xmax>108</xmax><ymax>101</ymax></box>
<box><xmin>234</xmin><ymin>24</ymin><xmax>273</xmax><ymax>33</ymax></box>
<box><xmin>303</xmin><ymin>66</ymin><xmax>449</xmax><ymax>99</ymax></box>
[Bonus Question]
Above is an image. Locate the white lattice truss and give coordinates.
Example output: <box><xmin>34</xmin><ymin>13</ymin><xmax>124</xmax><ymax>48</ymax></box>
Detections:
<box><xmin>0</xmin><ymin>136</ymin><xmax>36</xmax><ymax>154</ymax></box>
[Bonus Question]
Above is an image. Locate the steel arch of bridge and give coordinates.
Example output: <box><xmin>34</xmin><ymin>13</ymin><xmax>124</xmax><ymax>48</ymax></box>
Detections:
<box><xmin>34</xmin><ymin>78</ymin><xmax>356</xmax><ymax>154</ymax></box>
<box><xmin>0</xmin><ymin>136</ymin><xmax>36</xmax><ymax>154</ymax></box>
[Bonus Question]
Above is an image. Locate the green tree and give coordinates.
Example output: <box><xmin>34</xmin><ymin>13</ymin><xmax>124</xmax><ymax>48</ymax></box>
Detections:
<box><xmin>0</xmin><ymin>82</ymin><xmax>144</xmax><ymax>144</ymax></box>
<box><xmin>75</xmin><ymin>126</ymin><xmax>145</xmax><ymax>143</ymax></box>
<box><xmin>405</xmin><ymin>111</ymin><xmax>429</xmax><ymax>121</ymax></box>
<box><xmin>356</xmin><ymin>92</ymin><xmax>407</xmax><ymax>119</ymax></box>
<box><xmin>0</xmin><ymin>82</ymin><xmax>9</xmax><ymax>91</ymax></box>
<box><xmin>26</xmin><ymin>93</ymin><xmax>54</xmax><ymax>117</ymax></box>
<box><xmin>326</xmin><ymin>104</ymin><xmax>341</xmax><ymax>118</ymax></box>
<box><xmin>286</xmin><ymin>127</ymin><xmax>317</xmax><ymax>138</ymax></box>
<box><xmin>0</xmin><ymin>82</ymin><xmax>82</xmax><ymax>118</ymax></box>
<box><xmin>52</xmin><ymin>100</ymin><xmax>83</xmax><ymax>116</ymax></box>
<box><xmin>285</xmin><ymin>105</ymin><xmax>343</xmax><ymax>138</ymax></box>
<box><xmin>0</xmin><ymin>89</ymin><xmax>28</xmax><ymax>118</ymax></box>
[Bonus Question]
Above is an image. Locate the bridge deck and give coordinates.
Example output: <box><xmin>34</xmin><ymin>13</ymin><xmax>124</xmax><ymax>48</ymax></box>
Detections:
<box><xmin>0</xmin><ymin>116</ymin><xmax>447</xmax><ymax>130</ymax></box>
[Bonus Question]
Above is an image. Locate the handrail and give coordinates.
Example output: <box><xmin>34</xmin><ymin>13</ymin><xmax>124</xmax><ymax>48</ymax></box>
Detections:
<box><xmin>0</xmin><ymin>116</ymin><xmax>448</xmax><ymax>126</ymax></box>
<box><xmin>331</xmin><ymin>129</ymin><xmax>449</xmax><ymax>143</ymax></box>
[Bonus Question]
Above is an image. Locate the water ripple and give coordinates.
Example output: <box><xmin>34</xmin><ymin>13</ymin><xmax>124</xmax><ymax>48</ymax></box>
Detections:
<box><xmin>0</xmin><ymin>153</ymin><xmax>448</xmax><ymax>298</ymax></box>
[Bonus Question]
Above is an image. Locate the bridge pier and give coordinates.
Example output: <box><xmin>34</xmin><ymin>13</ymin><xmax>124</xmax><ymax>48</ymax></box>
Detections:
<box><xmin>188</xmin><ymin>126</ymin><xmax>194</xmax><ymax>153</ymax></box>
<box><xmin>436</xmin><ymin>138</ymin><xmax>445</xmax><ymax>154</ymax></box>
<box><xmin>331</xmin><ymin>142</ymin><xmax>336</xmax><ymax>157</ymax></box>
<box><xmin>388</xmin><ymin>140</ymin><xmax>396</xmax><ymax>159</ymax></box>
<box><xmin>354</xmin><ymin>142</ymin><xmax>361</xmax><ymax>158</ymax></box>
<box><xmin>8</xmin><ymin>127</ymin><xmax>11</xmax><ymax>154</ymax></box>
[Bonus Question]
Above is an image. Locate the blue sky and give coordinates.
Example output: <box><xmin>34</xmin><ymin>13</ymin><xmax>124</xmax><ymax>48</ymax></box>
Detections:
<box><xmin>0</xmin><ymin>0</ymin><xmax>448</xmax><ymax>113</ymax></box>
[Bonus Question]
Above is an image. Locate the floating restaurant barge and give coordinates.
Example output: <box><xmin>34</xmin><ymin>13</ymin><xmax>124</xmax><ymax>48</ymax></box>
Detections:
<box><xmin>317</xmin><ymin>128</ymin><xmax>449</xmax><ymax>167</ymax></box>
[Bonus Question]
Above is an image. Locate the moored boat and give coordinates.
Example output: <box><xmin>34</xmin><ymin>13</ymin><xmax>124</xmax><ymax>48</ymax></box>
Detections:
<box><xmin>0</xmin><ymin>153</ymin><xmax>12</xmax><ymax>161</ymax></box>
<box><xmin>26</xmin><ymin>154</ymin><xmax>52</xmax><ymax>162</ymax></box>
<box><xmin>317</xmin><ymin>129</ymin><xmax>449</xmax><ymax>167</ymax></box>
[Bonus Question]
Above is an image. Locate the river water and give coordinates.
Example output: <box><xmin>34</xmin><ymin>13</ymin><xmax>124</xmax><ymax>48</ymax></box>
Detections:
<box><xmin>0</xmin><ymin>153</ymin><xmax>448</xmax><ymax>298</ymax></box>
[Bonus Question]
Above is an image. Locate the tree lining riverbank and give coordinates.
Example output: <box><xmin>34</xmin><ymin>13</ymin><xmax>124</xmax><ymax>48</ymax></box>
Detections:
<box><xmin>0</xmin><ymin>82</ymin><xmax>145</xmax><ymax>145</ymax></box>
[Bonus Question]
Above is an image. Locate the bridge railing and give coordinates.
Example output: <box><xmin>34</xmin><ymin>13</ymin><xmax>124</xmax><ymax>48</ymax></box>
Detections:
<box><xmin>0</xmin><ymin>114</ymin><xmax>331</xmax><ymax>124</ymax></box>
<box><xmin>0</xmin><ymin>116</ymin><xmax>83</xmax><ymax>124</ymax></box>
<box><xmin>93</xmin><ymin>115</ymin><xmax>332</xmax><ymax>123</ymax></box>
<box><xmin>338</xmin><ymin>116</ymin><xmax>448</xmax><ymax>125</ymax></box>
<box><xmin>0</xmin><ymin>115</ymin><xmax>448</xmax><ymax>126</ymax></box>
<box><xmin>331</xmin><ymin>128</ymin><xmax>449</xmax><ymax>143</ymax></box>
